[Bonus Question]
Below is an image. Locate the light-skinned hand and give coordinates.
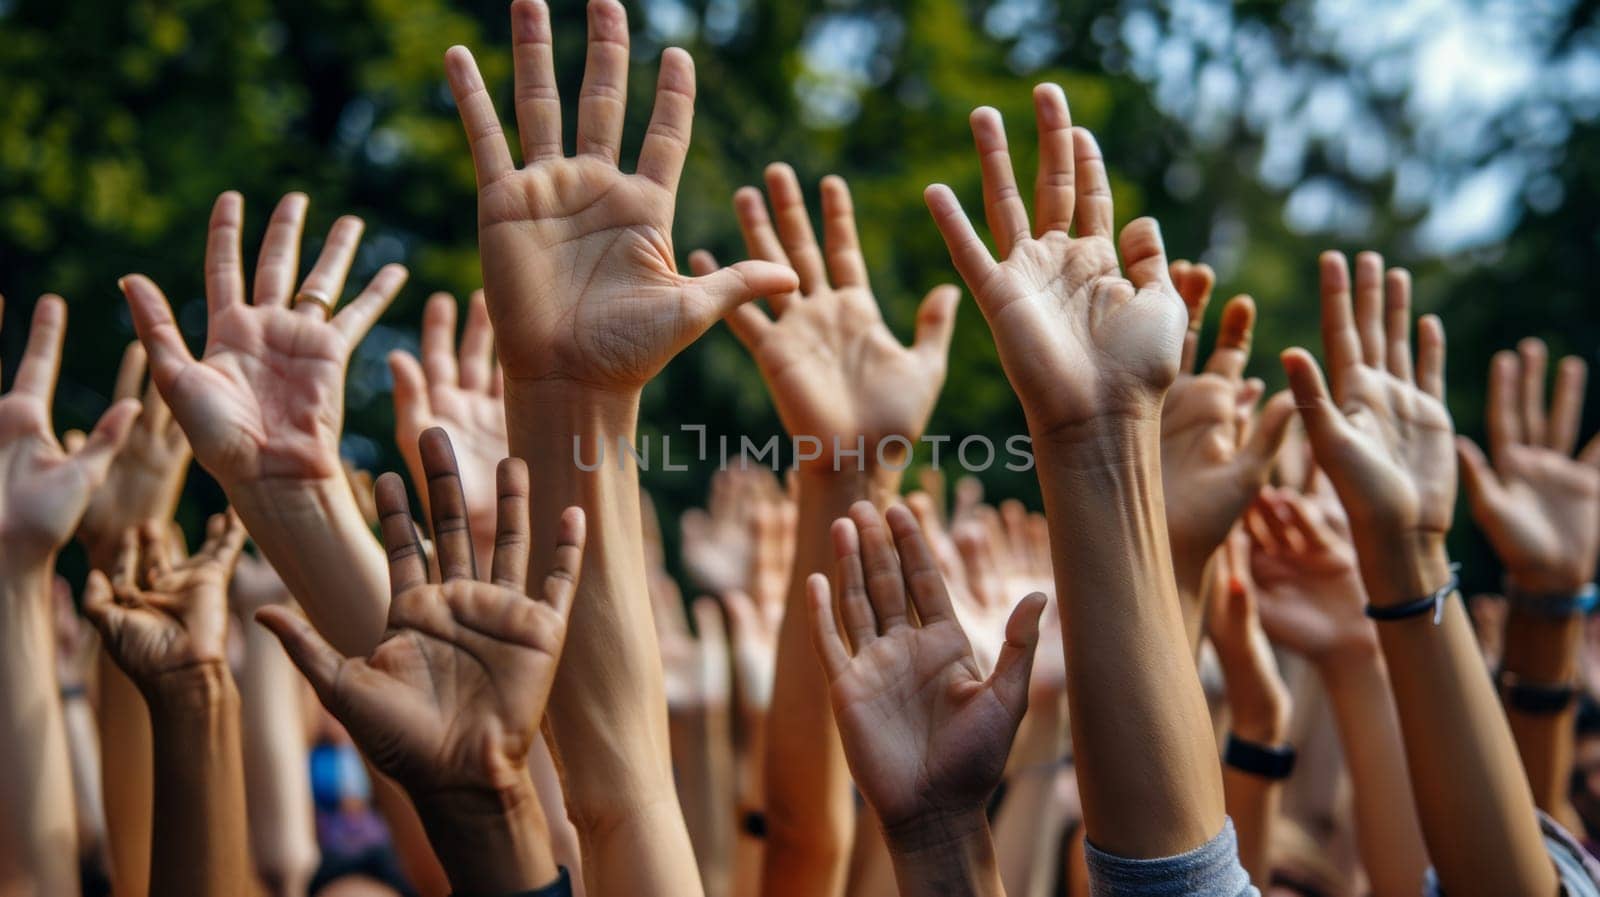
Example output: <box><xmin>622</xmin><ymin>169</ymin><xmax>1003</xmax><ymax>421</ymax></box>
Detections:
<box><xmin>443</xmin><ymin>0</ymin><xmax>796</xmax><ymax>392</ymax></box>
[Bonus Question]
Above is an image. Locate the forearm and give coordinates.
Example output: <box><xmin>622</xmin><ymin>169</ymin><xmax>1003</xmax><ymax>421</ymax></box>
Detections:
<box><xmin>1364</xmin><ymin>539</ymin><xmax>1557</xmax><ymax>897</ymax></box>
<box><xmin>95</xmin><ymin>651</ymin><xmax>152</xmax><ymax>897</ymax></box>
<box><xmin>1219</xmin><ymin>697</ymin><xmax>1286</xmax><ymax>888</ymax></box>
<box><xmin>528</xmin><ymin>735</ymin><xmax>585</xmax><ymax>897</ymax></box>
<box><xmin>0</xmin><ymin>566</ymin><xmax>80</xmax><ymax>897</ymax></box>
<box><xmin>145</xmin><ymin>662</ymin><xmax>250</xmax><ymax>897</ymax></box>
<box><xmin>763</xmin><ymin>470</ymin><xmax>896</xmax><ymax>897</ymax></box>
<box><xmin>1501</xmin><ymin>608</ymin><xmax>1583</xmax><ymax>825</ymax></box>
<box><xmin>731</xmin><ymin>711</ymin><xmax>766</xmax><ymax>897</ymax></box>
<box><xmin>230</xmin><ymin>476</ymin><xmax>390</xmax><ymax>655</ymax></box>
<box><xmin>1036</xmin><ymin>421</ymin><xmax>1225</xmax><ymax>858</ymax></box>
<box><xmin>239</xmin><ymin>620</ymin><xmax>319</xmax><ymax>895</ymax></box>
<box><xmin>504</xmin><ymin>379</ymin><xmax>698</xmax><ymax>894</ymax></box>
<box><xmin>1317</xmin><ymin>649</ymin><xmax>1429</xmax><ymax>897</ymax></box>
<box><xmin>884</xmin><ymin>811</ymin><xmax>1004</xmax><ymax>897</ymax></box>
<box><xmin>61</xmin><ymin>691</ymin><xmax>108</xmax><ymax>871</ymax></box>
<box><xmin>995</xmin><ymin>697</ymin><xmax>1072</xmax><ymax>897</ymax></box>
<box><xmin>671</xmin><ymin>703</ymin><xmax>735</xmax><ymax>897</ymax></box>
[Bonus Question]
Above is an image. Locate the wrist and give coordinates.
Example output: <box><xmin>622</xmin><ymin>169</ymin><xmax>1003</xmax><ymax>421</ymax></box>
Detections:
<box><xmin>1355</xmin><ymin>531</ymin><xmax>1453</xmax><ymax>609</ymax></box>
<box><xmin>143</xmin><ymin>660</ymin><xmax>236</xmax><ymax>719</ymax></box>
<box><xmin>795</xmin><ymin>463</ymin><xmax>901</xmax><ymax>508</ymax></box>
<box><xmin>1505</xmin><ymin>569</ymin><xmax>1597</xmax><ymax>600</ymax></box>
<box><xmin>411</xmin><ymin>774</ymin><xmax>558</xmax><ymax>896</ymax></box>
<box><xmin>882</xmin><ymin>808</ymin><xmax>1001</xmax><ymax>896</ymax></box>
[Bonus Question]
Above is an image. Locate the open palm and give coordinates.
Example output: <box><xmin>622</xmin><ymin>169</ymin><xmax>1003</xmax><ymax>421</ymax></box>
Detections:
<box><xmin>1283</xmin><ymin>252</ymin><xmax>1455</xmax><ymax>541</ymax></box>
<box><xmin>121</xmin><ymin>191</ymin><xmax>407</xmax><ymax>486</ymax></box>
<box><xmin>391</xmin><ymin>290</ymin><xmax>508</xmax><ymax>557</ymax></box>
<box><xmin>83</xmin><ymin>512</ymin><xmax>245</xmax><ymax>684</ymax></box>
<box><xmin>445</xmin><ymin>0</ymin><xmax>796</xmax><ymax>391</ymax></box>
<box><xmin>259</xmin><ymin>429</ymin><xmax>586</xmax><ymax>797</ymax></box>
<box><xmin>808</xmin><ymin>502</ymin><xmax>1044</xmax><ymax>829</ymax></box>
<box><xmin>925</xmin><ymin>86</ymin><xmax>1186</xmax><ymax>436</ymax></box>
<box><xmin>708</xmin><ymin>166</ymin><xmax>957</xmax><ymax>460</ymax></box>
<box><xmin>0</xmin><ymin>296</ymin><xmax>137</xmax><ymax>564</ymax></box>
<box><xmin>1458</xmin><ymin>339</ymin><xmax>1600</xmax><ymax>594</ymax></box>
<box><xmin>1161</xmin><ymin>269</ymin><xmax>1294</xmax><ymax>581</ymax></box>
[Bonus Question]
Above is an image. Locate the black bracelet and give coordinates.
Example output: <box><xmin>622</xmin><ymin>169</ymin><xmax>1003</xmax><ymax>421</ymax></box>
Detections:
<box><xmin>1224</xmin><ymin>733</ymin><xmax>1297</xmax><ymax>780</ymax></box>
<box><xmin>741</xmin><ymin>809</ymin><xmax>767</xmax><ymax>839</ymax></box>
<box><xmin>1507</xmin><ymin>583</ymin><xmax>1599</xmax><ymax>619</ymax></box>
<box><xmin>1365</xmin><ymin>564</ymin><xmax>1461</xmax><ymax>625</ymax></box>
<box><xmin>59</xmin><ymin>684</ymin><xmax>88</xmax><ymax>702</ymax></box>
<box><xmin>451</xmin><ymin>867</ymin><xmax>571</xmax><ymax>897</ymax></box>
<box><xmin>1498</xmin><ymin>670</ymin><xmax>1578</xmax><ymax>715</ymax></box>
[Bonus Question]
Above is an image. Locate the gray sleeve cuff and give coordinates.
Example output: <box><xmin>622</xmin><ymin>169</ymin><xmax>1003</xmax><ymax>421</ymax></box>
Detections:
<box><xmin>1085</xmin><ymin>818</ymin><xmax>1257</xmax><ymax>897</ymax></box>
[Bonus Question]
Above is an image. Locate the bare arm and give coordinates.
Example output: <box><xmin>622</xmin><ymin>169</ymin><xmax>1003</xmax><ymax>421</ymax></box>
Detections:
<box><xmin>925</xmin><ymin>85</ymin><xmax>1224</xmax><ymax>858</ymax></box>
<box><xmin>1285</xmin><ymin>250</ymin><xmax>1556</xmax><ymax>897</ymax></box>
<box><xmin>1248</xmin><ymin>483</ymin><xmax>1429</xmax><ymax>897</ymax></box>
<box><xmin>1458</xmin><ymin>338</ymin><xmax>1600</xmax><ymax>830</ymax></box>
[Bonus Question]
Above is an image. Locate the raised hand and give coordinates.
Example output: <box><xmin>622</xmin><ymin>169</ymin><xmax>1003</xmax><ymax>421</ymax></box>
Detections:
<box><xmin>924</xmin><ymin>85</ymin><xmax>1187</xmax><ymax>437</ymax></box>
<box><xmin>1280</xmin><ymin>251</ymin><xmax>1455</xmax><ymax>601</ymax></box>
<box><xmin>708</xmin><ymin>165</ymin><xmax>958</xmax><ymax>469</ymax></box>
<box><xmin>257</xmin><ymin>428</ymin><xmax>583</xmax><ymax>894</ymax></box>
<box><xmin>83</xmin><ymin>512</ymin><xmax>246</xmax><ymax>686</ymax></box>
<box><xmin>75</xmin><ymin>341</ymin><xmax>192</xmax><ymax>567</ymax></box>
<box><xmin>258</xmin><ymin>428</ymin><xmax>582</xmax><ymax>798</ymax></box>
<box><xmin>1206</xmin><ymin>529</ymin><xmax>1291</xmax><ymax>744</ymax></box>
<box><xmin>444</xmin><ymin>0</ymin><xmax>796</xmax><ymax>391</ymax></box>
<box><xmin>1457</xmin><ymin>339</ymin><xmax>1600</xmax><ymax>595</ymax></box>
<box><xmin>807</xmin><ymin>502</ymin><xmax>1045</xmax><ymax>834</ymax></box>
<box><xmin>120</xmin><ymin>191</ymin><xmax>406</xmax><ymax>487</ymax></box>
<box><xmin>1245</xmin><ymin>479</ymin><xmax>1375</xmax><ymax>665</ymax></box>
<box><xmin>0</xmin><ymin>295</ymin><xmax>138</xmax><ymax>569</ymax></box>
<box><xmin>1161</xmin><ymin>264</ymin><xmax>1294</xmax><ymax>601</ymax></box>
<box><xmin>390</xmin><ymin>290</ymin><xmax>507</xmax><ymax>563</ymax></box>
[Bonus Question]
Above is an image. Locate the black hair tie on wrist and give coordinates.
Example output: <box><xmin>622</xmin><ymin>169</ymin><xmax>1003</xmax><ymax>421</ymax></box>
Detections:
<box><xmin>1365</xmin><ymin>564</ymin><xmax>1461</xmax><ymax>625</ymax></box>
<box><xmin>742</xmin><ymin>810</ymin><xmax>767</xmax><ymax>839</ymax></box>
<box><xmin>1224</xmin><ymin>733</ymin><xmax>1297</xmax><ymax>780</ymax></box>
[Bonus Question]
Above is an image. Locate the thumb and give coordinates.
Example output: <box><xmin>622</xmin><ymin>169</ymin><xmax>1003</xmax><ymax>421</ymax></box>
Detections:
<box><xmin>912</xmin><ymin>285</ymin><xmax>961</xmax><ymax>371</ymax></box>
<box><xmin>1237</xmin><ymin>390</ymin><xmax>1297</xmax><ymax>484</ymax></box>
<box><xmin>987</xmin><ymin>592</ymin><xmax>1047</xmax><ymax>719</ymax></box>
<box><xmin>1280</xmin><ymin>349</ymin><xmax>1347</xmax><ymax>452</ymax></box>
<box><xmin>70</xmin><ymin>398</ymin><xmax>140</xmax><ymax>487</ymax></box>
<box><xmin>255</xmin><ymin>606</ymin><xmax>347</xmax><ymax>705</ymax></box>
<box><xmin>690</xmin><ymin>259</ymin><xmax>798</xmax><ymax>321</ymax></box>
<box><xmin>118</xmin><ymin>275</ymin><xmax>197</xmax><ymax>391</ymax></box>
<box><xmin>1456</xmin><ymin>436</ymin><xmax>1506</xmax><ymax>521</ymax></box>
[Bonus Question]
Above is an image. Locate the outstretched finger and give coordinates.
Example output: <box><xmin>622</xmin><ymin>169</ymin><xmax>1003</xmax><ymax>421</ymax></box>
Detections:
<box><xmin>68</xmin><ymin>399</ymin><xmax>139</xmax><ymax>496</ymax></box>
<box><xmin>970</xmin><ymin>107</ymin><xmax>1030</xmax><ymax>258</ymax></box>
<box><xmin>832</xmin><ymin>517</ymin><xmax>877</xmax><ymax>647</ymax></box>
<box><xmin>1203</xmin><ymin>295</ymin><xmax>1255</xmax><ymax>381</ymax></box>
<box><xmin>1316</xmin><ymin>252</ymin><xmax>1362</xmax><ymax>387</ymax></box>
<box><xmin>540</xmin><ymin>506</ymin><xmax>586</xmax><ymax>616</ymax></box>
<box><xmin>1383</xmin><ymin>268</ymin><xmax>1413</xmax><ymax>382</ymax></box>
<box><xmin>924</xmin><ymin>185</ymin><xmax>998</xmax><ymax>298</ymax></box>
<box><xmin>255</xmin><ymin>605</ymin><xmax>349</xmax><ymax>705</ymax></box>
<box><xmin>331</xmin><ymin>264</ymin><xmax>408</xmax><ymax>345</ymax></box>
<box><xmin>13</xmin><ymin>295</ymin><xmax>67</xmax><ymax>404</ymax></box>
<box><xmin>511</xmin><ymin>0</ymin><xmax>563</xmax><ymax>163</ymax></box>
<box><xmin>851</xmin><ymin>501</ymin><xmax>910</xmax><ymax>631</ymax></box>
<box><xmin>912</xmin><ymin>286</ymin><xmax>960</xmax><ymax>374</ymax></box>
<box><xmin>444</xmin><ymin>46</ymin><xmax>516</xmax><ymax>187</ymax></box>
<box><xmin>458</xmin><ymin>290</ymin><xmax>494</xmax><ymax>391</ymax></box>
<box><xmin>1032</xmin><ymin>83</ymin><xmax>1075</xmax><ymax>236</ymax></box>
<box><xmin>204</xmin><ymin>192</ymin><xmax>247</xmax><ymax>314</ymax></box>
<box><xmin>820</xmin><ymin>175</ymin><xmax>869</xmax><ymax>289</ymax></box>
<box><xmin>1071</xmin><ymin>128</ymin><xmax>1114</xmax><ymax>238</ymax></box>
<box><xmin>375</xmin><ymin>472</ymin><xmax>429</xmax><ymax>597</ymax></box>
<box><xmin>885</xmin><ymin>504</ymin><xmax>956</xmax><ymax>624</ymax></box>
<box><xmin>1518</xmin><ymin>338</ymin><xmax>1549</xmax><ymax>448</ymax></box>
<box><xmin>1352</xmin><ymin>252</ymin><xmax>1386</xmax><ymax>368</ymax></box>
<box><xmin>988</xmin><ymin>592</ymin><xmax>1047</xmax><ymax>717</ymax></box>
<box><xmin>636</xmin><ymin>48</ymin><xmax>695</xmax><ymax>193</ymax></box>
<box><xmin>807</xmin><ymin>573</ymin><xmax>851</xmax><ymax>679</ymax></box>
<box><xmin>419</xmin><ymin>428</ymin><xmax>476</xmax><ymax>581</ymax></box>
<box><xmin>1488</xmin><ymin>350</ymin><xmax>1521</xmax><ymax>460</ymax></box>
<box><xmin>1416</xmin><ymin>314</ymin><xmax>1446</xmax><ymax>401</ymax></box>
<box><xmin>764</xmin><ymin>163</ymin><xmax>827</xmax><ymax>294</ymax></box>
<box><xmin>297</xmin><ymin>215</ymin><xmax>366</xmax><ymax>317</ymax></box>
<box><xmin>490</xmin><ymin>458</ymin><xmax>532</xmax><ymax>590</ymax></box>
<box><xmin>113</xmin><ymin>342</ymin><xmax>148</xmax><ymax>402</ymax></box>
<box><xmin>1548</xmin><ymin>356</ymin><xmax>1588</xmax><ymax>456</ymax></box>
<box><xmin>1172</xmin><ymin>260</ymin><xmax>1214</xmax><ymax>373</ymax></box>
<box><xmin>574</xmin><ymin>0</ymin><xmax>630</xmax><ymax>163</ymax></box>
<box><xmin>120</xmin><ymin>276</ymin><xmax>198</xmax><ymax>392</ymax></box>
<box><xmin>254</xmin><ymin>193</ymin><xmax>310</xmax><ymax>308</ymax></box>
